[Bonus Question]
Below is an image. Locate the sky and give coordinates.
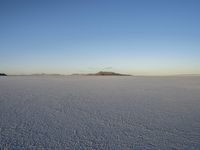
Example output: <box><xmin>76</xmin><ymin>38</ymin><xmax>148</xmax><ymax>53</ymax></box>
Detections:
<box><xmin>0</xmin><ymin>0</ymin><xmax>200</xmax><ymax>75</ymax></box>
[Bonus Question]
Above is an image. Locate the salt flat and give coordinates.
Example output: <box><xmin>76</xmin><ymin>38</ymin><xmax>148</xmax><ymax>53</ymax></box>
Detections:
<box><xmin>0</xmin><ymin>76</ymin><xmax>200</xmax><ymax>149</ymax></box>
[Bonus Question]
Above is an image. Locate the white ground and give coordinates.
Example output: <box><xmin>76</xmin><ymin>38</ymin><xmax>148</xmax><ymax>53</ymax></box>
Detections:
<box><xmin>0</xmin><ymin>76</ymin><xmax>200</xmax><ymax>149</ymax></box>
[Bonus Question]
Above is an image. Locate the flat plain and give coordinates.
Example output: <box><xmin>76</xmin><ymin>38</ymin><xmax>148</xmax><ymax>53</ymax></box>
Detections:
<box><xmin>0</xmin><ymin>76</ymin><xmax>200</xmax><ymax>149</ymax></box>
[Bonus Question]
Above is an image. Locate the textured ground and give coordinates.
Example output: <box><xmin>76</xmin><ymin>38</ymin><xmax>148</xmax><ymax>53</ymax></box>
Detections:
<box><xmin>0</xmin><ymin>76</ymin><xmax>200</xmax><ymax>149</ymax></box>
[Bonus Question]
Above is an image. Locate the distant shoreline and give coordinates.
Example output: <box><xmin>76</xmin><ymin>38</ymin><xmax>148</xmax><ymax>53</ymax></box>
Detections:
<box><xmin>4</xmin><ymin>74</ymin><xmax>200</xmax><ymax>77</ymax></box>
<box><xmin>2</xmin><ymin>71</ymin><xmax>200</xmax><ymax>77</ymax></box>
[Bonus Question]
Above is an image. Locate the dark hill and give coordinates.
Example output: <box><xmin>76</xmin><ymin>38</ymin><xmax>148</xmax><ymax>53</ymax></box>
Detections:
<box><xmin>0</xmin><ymin>73</ymin><xmax>7</xmax><ymax>76</ymax></box>
<box><xmin>87</xmin><ymin>71</ymin><xmax>131</xmax><ymax>76</ymax></box>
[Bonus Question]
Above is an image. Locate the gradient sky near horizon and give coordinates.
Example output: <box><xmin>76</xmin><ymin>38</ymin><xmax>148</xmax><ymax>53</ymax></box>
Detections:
<box><xmin>1</xmin><ymin>0</ymin><xmax>200</xmax><ymax>75</ymax></box>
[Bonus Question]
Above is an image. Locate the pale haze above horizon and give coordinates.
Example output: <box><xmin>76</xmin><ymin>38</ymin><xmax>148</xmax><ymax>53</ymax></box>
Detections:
<box><xmin>1</xmin><ymin>0</ymin><xmax>200</xmax><ymax>75</ymax></box>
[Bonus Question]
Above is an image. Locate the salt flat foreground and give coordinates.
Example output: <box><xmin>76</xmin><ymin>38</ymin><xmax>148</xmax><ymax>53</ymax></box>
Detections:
<box><xmin>0</xmin><ymin>76</ymin><xmax>200</xmax><ymax>149</ymax></box>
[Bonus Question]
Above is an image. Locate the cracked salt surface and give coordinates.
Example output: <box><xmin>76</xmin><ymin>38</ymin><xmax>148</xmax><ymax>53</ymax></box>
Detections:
<box><xmin>0</xmin><ymin>76</ymin><xmax>200</xmax><ymax>149</ymax></box>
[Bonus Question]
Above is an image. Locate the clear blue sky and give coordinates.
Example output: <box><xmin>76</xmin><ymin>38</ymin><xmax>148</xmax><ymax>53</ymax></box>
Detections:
<box><xmin>1</xmin><ymin>0</ymin><xmax>200</xmax><ymax>75</ymax></box>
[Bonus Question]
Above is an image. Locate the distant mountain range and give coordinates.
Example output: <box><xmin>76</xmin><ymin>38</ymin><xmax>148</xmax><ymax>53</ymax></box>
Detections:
<box><xmin>2</xmin><ymin>72</ymin><xmax>200</xmax><ymax>76</ymax></box>
<box><xmin>3</xmin><ymin>71</ymin><xmax>132</xmax><ymax>76</ymax></box>
<box><xmin>72</xmin><ymin>71</ymin><xmax>132</xmax><ymax>76</ymax></box>
<box><xmin>0</xmin><ymin>72</ymin><xmax>131</xmax><ymax>76</ymax></box>
<box><xmin>0</xmin><ymin>73</ymin><xmax>7</xmax><ymax>76</ymax></box>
